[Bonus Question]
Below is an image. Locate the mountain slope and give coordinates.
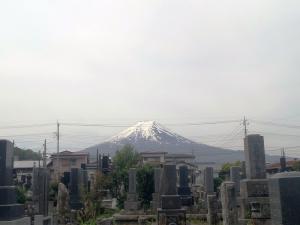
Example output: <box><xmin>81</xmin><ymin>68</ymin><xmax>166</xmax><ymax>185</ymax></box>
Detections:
<box><xmin>83</xmin><ymin>121</ymin><xmax>279</xmax><ymax>164</ymax></box>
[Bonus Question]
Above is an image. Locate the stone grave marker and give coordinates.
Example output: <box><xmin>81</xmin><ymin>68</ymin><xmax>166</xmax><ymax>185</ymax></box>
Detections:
<box><xmin>178</xmin><ymin>166</ymin><xmax>193</xmax><ymax>206</ymax></box>
<box><xmin>269</xmin><ymin>172</ymin><xmax>300</xmax><ymax>225</ymax></box>
<box><xmin>124</xmin><ymin>168</ymin><xmax>141</xmax><ymax>211</ymax></box>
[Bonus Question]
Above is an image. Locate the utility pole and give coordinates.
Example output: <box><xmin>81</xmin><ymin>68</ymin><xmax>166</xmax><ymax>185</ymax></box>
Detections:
<box><xmin>43</xmin><ymin>139</ymin><xmax>47</xmax><ymax>169</ymax></box>
<box><xmin>242</xmin><ymin>116</ymin><xmax>249</xmax><ymax>137</ymax></box>
<box><xmin>56</xmin><ymin>121</ymin><xmax>60</xmax><ymax>179</ymax></box>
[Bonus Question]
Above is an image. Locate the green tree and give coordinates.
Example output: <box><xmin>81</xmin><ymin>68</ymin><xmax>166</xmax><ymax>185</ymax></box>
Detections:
<box><xmin>292</xmin><ymin>161</ymin><xmax>300</xmax><ymax>171</ymax></box>
<box><xmin>111</xmin><ymin>145</ymin><xmax>139</xmax><ymax>208</ymax></box>
<box><xmin>16</xmin><ymin>186</ymin><xmax>26</xmax><ymax>204</ymax></box>
<box><xmin>137</xmin><ymin>164</ymin><xmax>154</xmax><ymax>209</ymax></box>
<box><xmin>14</xmin><ymin>147</ymin><xmax>41</xmax><ymax>160</ymax></box>
<box><xmin>219</xmin><ymin>161</ymin><xmax>241</xmax><ymax>180</ymax></box>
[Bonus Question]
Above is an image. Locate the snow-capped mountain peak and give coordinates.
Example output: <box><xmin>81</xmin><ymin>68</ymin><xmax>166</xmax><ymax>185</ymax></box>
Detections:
<box><xmin>109</xmin><ymin>120</ymin><xmax>192</xmax><ymax>144</ymax></box>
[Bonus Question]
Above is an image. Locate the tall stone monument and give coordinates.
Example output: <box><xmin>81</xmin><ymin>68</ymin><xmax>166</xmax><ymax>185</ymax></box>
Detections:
<box><xmin>204</xmin><ymin>167</ymin><xmax>214</xmax><ymax>195</ymax></box>
<box><xmin>240</xmin><ymin>134</ymin><xmax>271</xmax><ymax>224</ymax></box>
<box><xmin>32</xmin><ymin>167</ymin><xmax>49</xmax><ymax>216</ymax></box>
<box><xmin>230</xmin><ymin>166</ymin><xmax>241</xmax><ymax>194</ymax></box>
<box><xmin>177</xmin><ymin>166</ymin><xmax>193</xmax><ymax>206</ymax></box>
<box><xmin>244</xmin><ymin>134</ymin><xmax>266</xmax><ymax>179</ymax></box>
<box><xmin>207</xmin><ymin>194</ymin><xmax>219</xmax><ymax>225</ymax></box>
<box><xmin>151</xmin><ymin>167</ymin><xmax>161</xmax><ymax>210</ymax></box>
<box><xmin>269</xmin><ymin>172</ymin><xmax>300</xmax><ymax>225</ymax></box>
<box><xmin>69</xmin><ymin>168</ymin><xmax>83</xmax><ymax>210</ymax></box>
<box><xmin>0</xmin><ymin>140</ymin><xmax>30</xmax><ymax>224</ymax></box>
<box><xmin>221</xmin><ymin>182</ymin><xmax>238</xmax><ymax>225</ymax></box>
<box><xmin>102</xmin><ymin>155</ymin><xmax>110</xmax><ymax>174</ymax></box>
<box><xmin>124</xmin><ymin>168</ymin><xmax>141</xmax><ymax>211</ymax></box>
<box><xmin>157</xmin><ymin>164</ymin><xmax>186</xmax><ymax>225</ymax></box>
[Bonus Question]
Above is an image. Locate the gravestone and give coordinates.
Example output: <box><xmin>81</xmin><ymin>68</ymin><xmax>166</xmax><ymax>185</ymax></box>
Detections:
<box><xmin>207</xmin><ymin>194</ymin><xmax>218</xmax><ymax>225</ymax></box>
<box><xmin>57</xmin><ymin>183</ymin><xmax>70</xmax><ymax>224</ymax></box>
<box><xmin>0</xmin><ymin>140</ymin><xmax>26</xmax><ymax>222</ymax></box>
<box><xmin>124</xmin><ymin>168</ymin><xmax>141</xmax><ymax>211</ymax></box>
<box><xmin>269</xmin><ymin>172</ymin><xmax>300</xmax><ymax>225</ymax></box>
<box><xmin>177</xmin><ymin>166</ymin><xmax>193</xmax><ymax>206</ymax></box>
<box><xmin>244</xmin><ymin>134</ymin><xmax>266</xmax><ymax>179</ymax></box>
<box><xmin>151</xmin><ymin>168</ymin><xmax>161</xmax><ymax>210</ymax></box>
<box><xmin>102</xmin><ymin>155</ymin><xmax>109</xmax><ymax>174</ymax></box>
<box><xmin>221</xmin><ymin>182</ymin><xmax>238</xmax><ymax>225</ymax></box>
<box><xmin>61</xmin><ymin>172</ymin><xmax>70</xmax><ymax>188</ymax></box>
<box><xmin>69</xmin><ymin>168</ymin><xmax>83</xmax><ymax>210</ymax></box>
<box><xmin>80</xmin><ymin>168</ymin><xmax>89</xmax><ymax>192</ymax></box>
<box><xmin>32</xmin><ymin>167</ymin><xmax>49</xmax><ymax>216</ymax></box>
<box><xmin>239</xmin><ymin>134</ymin><xmax>271</xmax><ymax>224</ymax></box>
<box><xmin>98</xmin><ymin>154</ymin><xmax>102</xmax><ymax>172</ymax></box>
<box><xmin>204</xmin><ymin>167</ymin><xmax>214</xmax><ymax>194</ymax></box>
<box><xmin>158</xmin><ymin>164</ymin><xmax>186</xmax><ymax>225</ymax></box>
<box><xmin>241</xmin><ymin>161</ymin><xmax>246</xmax><ymax>179</ymax></box>
<box><xmin>230</xmin><ymin>166</ymin><xmax>241</xmax><ymax>194</ymax></box>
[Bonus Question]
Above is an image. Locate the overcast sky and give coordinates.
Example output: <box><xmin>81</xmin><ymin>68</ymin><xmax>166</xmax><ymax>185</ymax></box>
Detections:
<box><xmin>1</xmin><ymin>0</ymin><xmax>300</xmax><ymax>156</ymax></box>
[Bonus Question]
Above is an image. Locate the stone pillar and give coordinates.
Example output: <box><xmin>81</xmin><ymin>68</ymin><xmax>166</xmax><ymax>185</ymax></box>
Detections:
<box><xmin>128</xmin><ymin>168</ymin><xmax>137</xmax><ymax>193</ymax></box>
<box><xmin>178</xmin><ymin>166</ymin><xmax>192</xmax><ymax>206</ymax></box>
<box><xmin>160</xmin><ymin>164</ymin><xmax>177</xmax><ymax>196</ymax></box>
<box><xmin>32</xmin><ymin>167</ymin><xmax>49</xmax><ymax>216</ymax></box>
<box><xmin>102</xmin><ymin>155</ymin><xmax>109</xmax><ymax>174</ymax></box>
<box><xmin>124</xmin><ymin>168</ymin><xmax>141</xmax><ymax>211</ymax></box>
<box><xmin>221</xmin><ymin>182</ymin><xmax>238</xmax><ymax>225</ymax></box>
<box><xmin>269</xmin><ymin>172</ymin><xmax>300</xmax><ymax>225</ymax></box>
<box><xmin>0</xmin><ymin>140</ymin><xmax>26</xmax><ymax>222</ymax></box>
<box><xmin>240</xmin><ymin>134</ymin><xmax>271</xmax><ymax>224</ymax></box>
<box><xmin>207</xmin><ymin>194</ymin><xmax>218</xmax><ymax>225</ymax></box>
<box><xmin>152</xmin><ymin>168</ymin><xmax>161</xmax><ymax>210</ymax></box>
<box><xmin>244</xmin><ymin>134</ymin><xmax>266</xmax><ymax>179</ymax></box>
<box><xmin>230</xmin><ymin>166</ymin><xmax>241</xmax><ymax>194</ymax></box>
<box><xmin>57</xmin><ymin>183</ymin><xmax>70</xmax><ymax>224</ymax></box>
<box><xmin>69</xmin><ymin>168</ymin><xmax>83</xmax><ymax>210</ymax></box>
<box><xmin>241</xmin><ymin>161</ymin><xmax>246</xmax><ymax>179</ymax></box>
<box><xmin>204</xmin><ymin>167</ymin><xmax>214</xmax><ymax>194</ymax></box>
<box><xmin>158</xmin><ymin>164</ymin><xmax>186</xmax><ymax>225</ymax></box>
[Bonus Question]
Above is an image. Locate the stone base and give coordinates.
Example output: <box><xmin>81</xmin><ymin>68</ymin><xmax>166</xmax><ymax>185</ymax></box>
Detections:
<box><xmin>0</xmin><ymin>204</ymin><xmax>24</xmax><ymax>221</ymax></box>
<box><xmin>124</xmin><ymin>201</ymin><xmax>141</xmax><ymax>211</ymax></box>
<box><xmin>34</xmin><ymin>215</ymin><xmax>52</xmax><ymax>225</ymax></box>
<box><xmin>161</xmin><ymin>195</ymin><xmax>181</xmax><ymax>209</ymax></box>
<box><xmin>240</xmin><ymin>179</ymin><xmax>270</xmax><ymax>219</ymax></box>
<box><xmin>0</xmin><ymin>217</ymin><xmax>30</xmax><ymax>225</ymax></box>
<box><xmin>180</xmin><ymin>195</ymin><xmax>193</xmax><ymax>206</ymax></box>
<box><xmin>157</xmin><ymin>208</ymin><xmax>186</xmax><ymax>225</ymax></box>
<box><xmin>0</xmin><ymin>186</ymin><xmax>17</xmax><ymax>204</ymax></box>
<box><xmin>127</xmin><ymin>193</ymin><xmax>138</xmax><ymax>201</ymax></box>
<box><xmin>69</xmin><ymin>201</ymin><xmax>83</xmax><ymax>210</ymax></box>
<box><xmin>114</xmin><ymin>214</ymin><xmax>139</xmax><ymax>225</ymax></box>
<box><xmin>151</xmin><ymin>193</ymin><xmax>160</xmax><ymax>210</ymax></box>
<box><xmin>178</xmin><ymin>186</ymin><xmax>191</xmax><ymax>196</ymax></box>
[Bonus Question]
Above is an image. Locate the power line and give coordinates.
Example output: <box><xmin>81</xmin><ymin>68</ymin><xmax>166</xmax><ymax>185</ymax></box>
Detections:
<box><xmin>251</xmin><ymin>120</ymin><xmax>300</xmax><ymax>129</ymax></box>
<box><xmin>0</xmin><ymin>123</ymin><xmax>55</xmax><ymax>129</ymax></box>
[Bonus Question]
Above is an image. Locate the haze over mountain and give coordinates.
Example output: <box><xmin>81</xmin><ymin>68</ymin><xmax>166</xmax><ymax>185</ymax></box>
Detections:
<box><xmin>84</xmin><ymin>121</ymin><xmax>251</xmax><ymax>163</ymax></box>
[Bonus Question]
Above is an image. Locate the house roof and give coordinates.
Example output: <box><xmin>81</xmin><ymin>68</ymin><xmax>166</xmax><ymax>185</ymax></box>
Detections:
<box><xmin>51</xmin><ymin>150</ymin><xmax>89</xmax><ymax>157</ymax></box>
<box><xmin>266</xmin><ymin>159</ymin><xmax>300</xmax><ymax>170</ymax></box>
<box><xmin>14</xmin><ymin>160</ymin><xmax>51</xmax><ymax>169</ymax></box>
<box><xmin>165</xmin><ymin>153</ymin><xmax>195</xmax><ymax>159</ymax></box>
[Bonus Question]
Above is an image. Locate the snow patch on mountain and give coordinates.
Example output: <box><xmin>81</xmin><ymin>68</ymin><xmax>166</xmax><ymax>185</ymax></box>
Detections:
<box><xmin>108</xmin><ymin>121</ymin><xmax>193</xmax><ymax>144</ymax></box>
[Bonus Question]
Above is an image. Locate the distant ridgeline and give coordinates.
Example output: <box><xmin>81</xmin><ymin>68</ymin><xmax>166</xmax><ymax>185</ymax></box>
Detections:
<box><xmin>14</xmin><ymin>147</ymin><xmax>41</xmax><ymax>160</ymax></box>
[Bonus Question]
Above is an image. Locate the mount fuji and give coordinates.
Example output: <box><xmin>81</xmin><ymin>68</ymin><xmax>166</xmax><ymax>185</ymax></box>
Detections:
<box><xmin>83</xmin><ymin>121</ymin><xmax>250</xmax><ymax>163</ymax></box>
